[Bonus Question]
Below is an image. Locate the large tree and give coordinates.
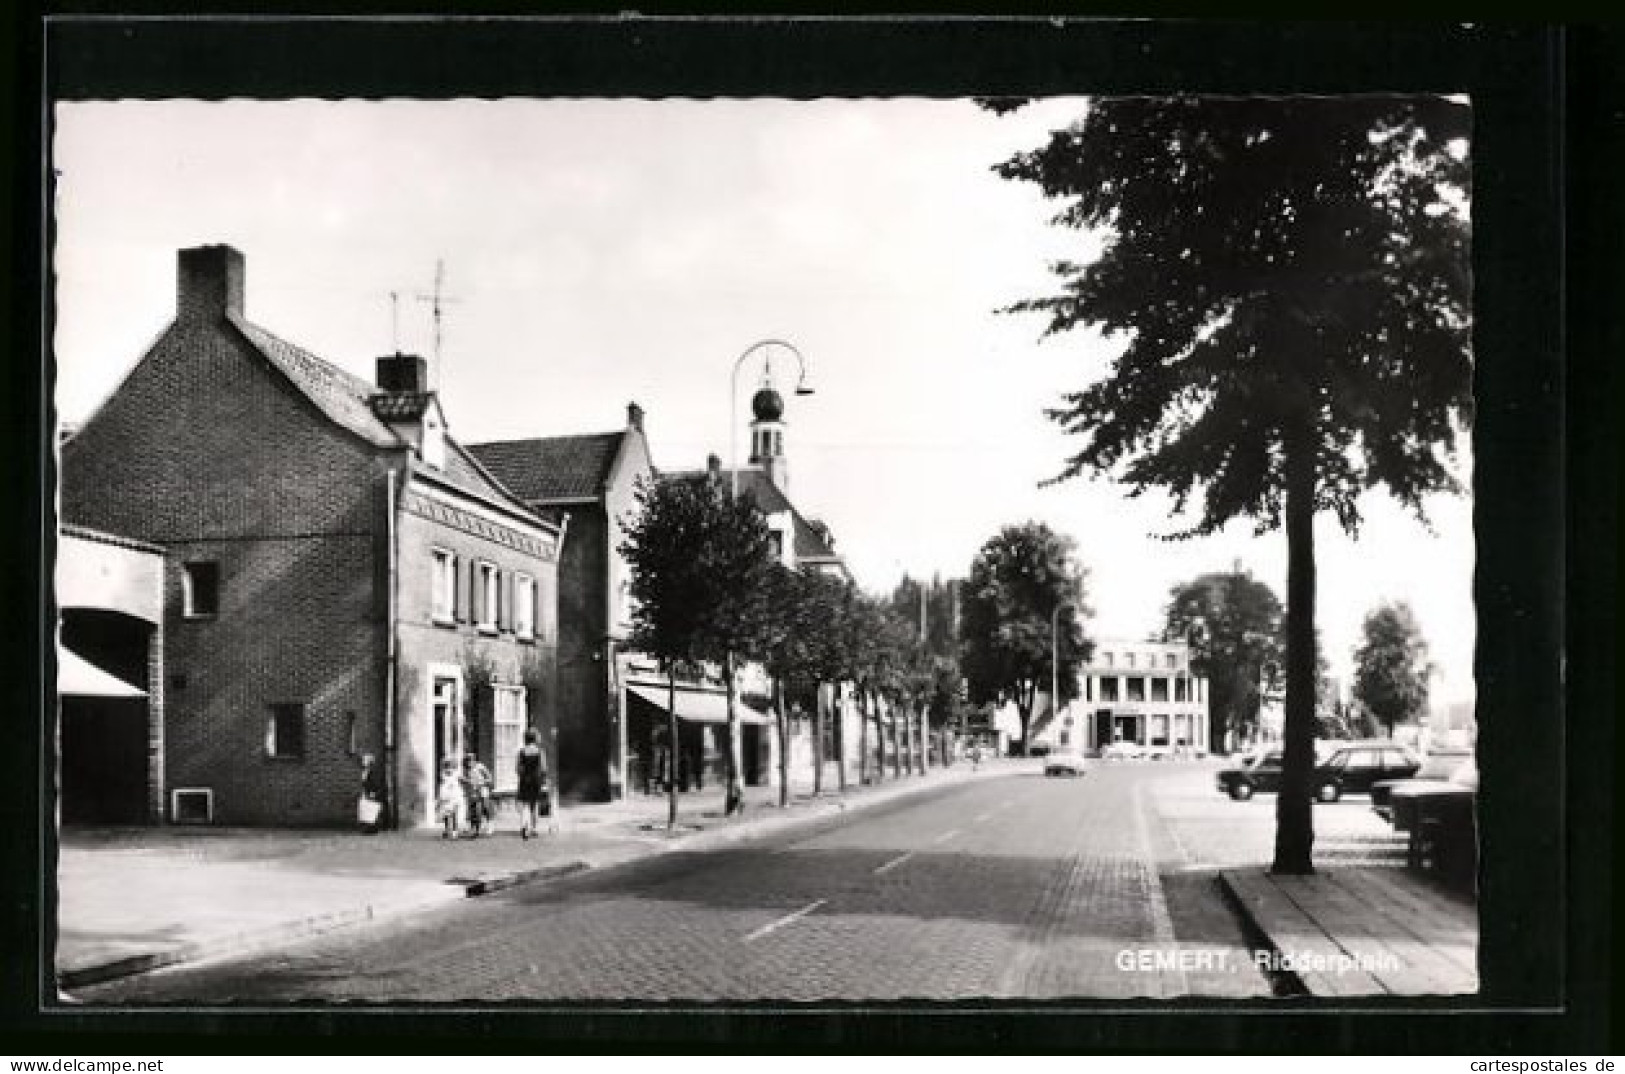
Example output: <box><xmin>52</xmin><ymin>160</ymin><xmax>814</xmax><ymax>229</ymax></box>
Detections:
<box><xmin>1352</xmin><ymin>600</ymin><xmax>1433</xmax><ymax>733</ymax></box>
<box><xmin>1162</xmin><ymin>567</ymin><xmax>1285</xmax><ymax>753</ymax></box>
<box><xmin>959</xmin><ymin>522</ymin><xmax>1092</xmax><ymax>755</ymax></box>
<box><xmin>988</xmin><ymin>95</ymin><xmax>1471</xmax><ymax>873</ymax></box>
<box><xmin>619</xmin><ymin>473</ymin><xmax>778</xmax><ymax>820</ymax></box>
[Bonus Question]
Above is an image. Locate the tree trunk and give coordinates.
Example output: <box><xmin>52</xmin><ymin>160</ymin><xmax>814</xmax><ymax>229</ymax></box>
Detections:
<box><xmin>812</xmin><ymin>681</ymin><xmax>825</xmax><ymax>796</ymax></box>
<box><xmin>834</xmin><ymin>683</ymin><xmax>848</xmax><ymax>791</ymax></box>
<box><xmin>1272</xmin><ymin>434</ymin><xmax>1319</xmax><ymax>875</ymax></box>
<box><xmin>876</xmin><ymin>694</ymin><xmax>888</xmax><ymax>779</ymax></box>
<box><xmin>891</xmin><ymin>703</ymin><xmax>902</xmax><ymax>779</ymax></box>
<box><xmin>858</xmin><ymin>686</ymin><xmax>871</xmax><ymax>783</ymax></box>
<box><xmin>774</xmin><ymin>676</ymin><xmax>790</xmax><ymax>808</ymax></box>
<box><xmin>666</xmin><ymin>672</ymin><xmax>680</xmax><ymax>831</ymax></box>
<box><xmin>902</xmin><ymin>701</ymin><xmax>914</xmax><ymax>776</ymax></box>
<box><xmin>722</xmin><ymin>652</ymin><xmax>745</xmax><ymax>817</ymax></box>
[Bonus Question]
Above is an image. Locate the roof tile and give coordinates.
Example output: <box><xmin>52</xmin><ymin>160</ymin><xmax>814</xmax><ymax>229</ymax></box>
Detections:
<box><xmin>466</xmin><ymin>433</ymin><xmax>626</xmax><ymax>503</ymax></box>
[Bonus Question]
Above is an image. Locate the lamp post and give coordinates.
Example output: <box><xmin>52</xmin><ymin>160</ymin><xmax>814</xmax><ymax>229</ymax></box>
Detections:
<box><xmin>729</xmin><ymin>339</ymin><xmax>813</xmax><ymax>500</ymax></box>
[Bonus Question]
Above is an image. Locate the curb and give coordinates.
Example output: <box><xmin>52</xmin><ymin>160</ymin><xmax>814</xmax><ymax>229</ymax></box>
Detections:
<box><xmin>56</xmin><ymin>887</ymin><xmax>464</xmax><ymax>991</ymax></box>
<box><xmin>1212</xmin><ymin>869</ymin><xmax>1312</xmax><ymax>998</ymax></box>
<box><xmin>60</xmin><ymin>764</ymin><xmax>1011</xmax><ymax>992</ymax></box>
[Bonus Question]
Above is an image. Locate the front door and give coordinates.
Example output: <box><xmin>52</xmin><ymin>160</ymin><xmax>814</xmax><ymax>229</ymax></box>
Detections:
<box><xmin>432</xmin><ymin>676</ymin><xmax>462</xmax><ymax>777</ymax></box>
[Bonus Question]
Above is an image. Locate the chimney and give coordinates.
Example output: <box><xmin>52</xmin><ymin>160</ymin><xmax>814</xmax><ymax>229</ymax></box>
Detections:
<box><xmin>706</xmin><ymin>453</ymin><xmax>722</xmax><ymax>481</ymax></box>
<box><xmin>177</xmin><ymin>245</ymin><xmax>245</xmax><ymax>323</ymax></box>
<box><xmin>627</xmin><ymin>401</ymin><xmax>644</xmax><ymax>432</ymax></box>
<box><xmin>376</xmin><ymin>353</ymin><xmax>429</xmax><ymax>394</ymax></box>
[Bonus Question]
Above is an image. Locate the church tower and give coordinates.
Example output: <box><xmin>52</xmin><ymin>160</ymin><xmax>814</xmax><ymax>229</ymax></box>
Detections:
<box><xmin>748</xmin><ymin>365</ymin><xmax>789</xmax><ymax>490</ymax></box>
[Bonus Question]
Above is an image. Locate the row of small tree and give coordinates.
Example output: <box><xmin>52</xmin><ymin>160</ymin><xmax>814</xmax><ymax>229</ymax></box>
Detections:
<box><xmin>617</xmin><ymin>472</ymin><xmax>956</xmax><ymax>830</ymax></box>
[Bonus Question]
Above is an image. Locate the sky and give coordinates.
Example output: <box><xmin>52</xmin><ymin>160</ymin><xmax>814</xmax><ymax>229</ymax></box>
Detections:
<box><xmin>51</xmin><ymin>98</ymin><xmax>1476</xmax><ymax>706</ymax></box>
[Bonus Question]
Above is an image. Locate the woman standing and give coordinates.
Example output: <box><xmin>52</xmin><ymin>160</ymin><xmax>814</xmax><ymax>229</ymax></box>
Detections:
<box><xmin>358</xmin><ymin>753</ymin><xmax>387</xmax><ymax>834</ymax></box>
<box><xmin>515</xmin><ymin>727</ymin><xmax>550</xmax><ymax>839</ymax></box>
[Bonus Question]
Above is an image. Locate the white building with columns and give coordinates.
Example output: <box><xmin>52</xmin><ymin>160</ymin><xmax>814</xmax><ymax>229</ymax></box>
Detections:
<box><xmin>1072</xmin><ymin>639</ymin><xmax>1210</xmax><ymax>755</ymax></box>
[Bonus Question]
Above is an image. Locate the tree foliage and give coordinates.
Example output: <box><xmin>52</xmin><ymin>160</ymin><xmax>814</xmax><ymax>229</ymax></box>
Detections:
<box><xmin>619</xmin><ymin>473</ymin><xmax>779</xmax><ymax>817</ymax></box>
<box><xmin>1161</xmin><ymin>568</ymin><xmax>1285</xmax><ymax>753</ymax></box>
<box><xmin>1352</xmin><ymin>600</ymin><xmax>1433</xmax><ymax>732</ymax></box>
<box><xmin>988</xmin><ymin>95</ymin><xmax>1471</xmax><ymax>873</ymax></box>
<box><xmin>958</xmin><ymin>522</ymin><xmax>1092</xmax><ymax>754</ymax></box>
<box><xmin>992</xmin><ymin>96</ymin><xmax>1471</xmax><ymax>537</ymax></box>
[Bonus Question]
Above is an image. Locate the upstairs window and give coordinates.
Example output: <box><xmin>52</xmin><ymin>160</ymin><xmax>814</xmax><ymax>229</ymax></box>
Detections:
<box><xmin>476</xmin><ymin>561</ymin><xmax>499</xmax><ymax>631</ymax></box>
<box><xmin>182</xmin><ymin>562</ymin><xmax>219</xmax><ymax>618</ymax></box>
<box><xmin>1151</xmin><ymin>678</ymin><xmax>1169</xmax><ymax>702</ymax></box>
<box><xmin>514</xmin><ymin>572</ymin><xmax>536</xmax><ymax>639</ymax></box>
<box><xmin>266</xmin><ymin>703</ymin><xmax>306</xmax><ymax>760</ymax></box>
<box><xmin>1126</xmin><ymin>676</ymin><xmax>1146</xmax><ymax>702</ymax></box>
<box><xmin>431</xmin><ymin>549</ymin><xmax>456</xmax><ymax>623</ymax></box>
<box><xmin>1166</xmin><ymin>653</ymin><xmax>1178</xmax><ymax>669</ymax></box>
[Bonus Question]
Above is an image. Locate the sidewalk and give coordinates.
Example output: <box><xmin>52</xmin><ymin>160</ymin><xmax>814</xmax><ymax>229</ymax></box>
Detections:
<box><xmin>1217</xmin><ymin>865</ymin><xmax>1478</xmax><ymax>996</ymax></box>
<box><xmin>55</xmin><ymin>759</ymin><xmax>1016</xmax><ymax>991</ymax></box>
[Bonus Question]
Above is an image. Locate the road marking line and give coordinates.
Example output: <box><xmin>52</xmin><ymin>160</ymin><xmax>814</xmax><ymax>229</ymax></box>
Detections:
<box><xmin>743</xmin><ymin>899</ymin><xmax>828</xmax><ymax>943</ymax></box>
<box><xmin>873</xmin><ymin>852</ymin><xmax>915</xmax><ymax>875</ymax></box>
<box><xmin>931</xmin><ymin>828</ymin><xmax>961</xmax><ymax>845</ymax></box>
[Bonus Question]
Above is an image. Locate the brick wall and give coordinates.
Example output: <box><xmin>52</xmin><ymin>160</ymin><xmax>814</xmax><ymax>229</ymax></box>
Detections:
<box><xmin>60</xmin><ymin>314</ymin><xmax>390</xmax><ymax>826</ymax></box>
<box><xmin>552</xmin><ymin>504</ymin><xmax>609</xmax><ymax>801</ymax></box>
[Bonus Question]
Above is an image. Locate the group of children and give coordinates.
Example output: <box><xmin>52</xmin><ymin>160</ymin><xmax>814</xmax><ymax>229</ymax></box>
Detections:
<box><xmin>436</xmin><ymin>727</ymin><xmax>553</xmax><ymax>840</ymax></box>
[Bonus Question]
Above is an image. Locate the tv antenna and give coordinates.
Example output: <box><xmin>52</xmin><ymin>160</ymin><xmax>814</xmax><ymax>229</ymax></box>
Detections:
<box><xmin>415</xmin><ymin>259</ymin><xmax>460</xmax><ymax>390</ymax></box>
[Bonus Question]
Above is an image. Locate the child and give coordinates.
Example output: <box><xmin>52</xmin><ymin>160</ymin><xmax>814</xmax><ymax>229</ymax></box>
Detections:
<box><xmin>461</xmin><ymin>753</ymin><xmax>495</xmax><ymax>837</ymax></box>
<box><xmin>437</xmin><ymin>758</ymin><xmax>465</xmax><ymax>839</ymax></box>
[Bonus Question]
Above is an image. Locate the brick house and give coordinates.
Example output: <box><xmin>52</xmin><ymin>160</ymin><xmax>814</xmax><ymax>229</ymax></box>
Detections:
<box><xmin>468</xmin><ymin>404</ymin><xmax>653</xmax><ymax>802</ymax></box>
<box><xmin>59</xmin><ymin>244</ymin><xmax>562</xmax><ymax>827</ymax></box>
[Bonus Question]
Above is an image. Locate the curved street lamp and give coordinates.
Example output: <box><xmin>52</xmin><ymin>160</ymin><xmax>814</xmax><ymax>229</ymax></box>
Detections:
<box><xmin>729</xmin><ymin>339</ymin><xmax>813</xmax><ymax>500</ymax></box>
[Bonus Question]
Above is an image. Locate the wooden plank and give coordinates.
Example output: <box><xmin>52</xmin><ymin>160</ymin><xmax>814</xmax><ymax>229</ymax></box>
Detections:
<box><xmin>1330</xmin><ymin>873</ymin><xmax>1477</xmax><ymax>987</ymax></box>
<box><xmin>1224</xmin><ymin>870</ymin><xmax>1384</xmax><ymax>996</ymax></box>
<box><xmin>1290</xmin><ymin>872</ymin><xmax>1476</xmax><ymax>994</ymax></box>
<box><xmin>1342</xmin><ymin>868</ymin><xmax>1478</xmax><ymax>978</ymax></box>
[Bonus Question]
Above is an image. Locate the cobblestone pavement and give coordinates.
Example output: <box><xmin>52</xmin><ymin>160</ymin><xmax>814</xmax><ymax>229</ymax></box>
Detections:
<box><xmin>81</xmin><ymin>762</ymin><xmax>1274</xmax><ymax>1004</ymax></box>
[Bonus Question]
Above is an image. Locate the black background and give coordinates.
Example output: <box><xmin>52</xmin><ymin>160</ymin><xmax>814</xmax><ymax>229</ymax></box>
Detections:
<box><xmin>4</xmin><ymin>11</ymin><xmax>1616</xmax><ymax>1055</ymax></box>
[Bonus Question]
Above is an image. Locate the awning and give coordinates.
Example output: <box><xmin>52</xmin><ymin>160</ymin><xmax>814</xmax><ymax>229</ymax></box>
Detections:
<box><xmin>627</xmin><ymin>684</ymin><xmax>771</xmax><ymax>726</ymax></box>
<box><xmin>59</xmin><ymin>647</ymin><xmax>147</xmax><ymax>699</ymax></box>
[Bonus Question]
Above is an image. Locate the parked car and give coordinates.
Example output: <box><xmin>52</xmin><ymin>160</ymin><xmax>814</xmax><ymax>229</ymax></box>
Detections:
<box><xmin>1043</xmin><ymin>748</ymin><xmax>1088</xmax><ymax>778</ymax></box>
<box><xmin>1216</xmin><ymin>741</ymin><xmax>1419</xmax><ymax>802</ymax></box>
<box><xmin>1215</xmin><ymin>750</ymin><xmax>1284</xmax><ymax>799</ymax></box>
<box><xmin>1393</xmin><ymin>761</ymin><xmax>1477</xmax><ymax>890</ymax></box>
<box><xmin>1100</xmin><ymin>740</ymin><xmax>1145</xmax><ymax>761</ymax></box>
<box><xmin>1312</xmin><ymin>742</ymin><xmax>1421</xmax><ymax>802</ymax></box>
<box><xmin>1371</xmin><ymin>749</ymin><xmax>1474</xmax><ymax>824</ymax></box>
<box><xmin>1387</xmin><ymin>758</ymin><xmax>1477</xmax><ymax>832</ymax></box>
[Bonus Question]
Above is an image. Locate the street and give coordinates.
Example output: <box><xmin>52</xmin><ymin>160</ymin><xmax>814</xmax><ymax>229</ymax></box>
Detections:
<box><xmin>80</xmin><ymin>761</ymin><xmax>1408</xmax><ymax>1003</ymax></box>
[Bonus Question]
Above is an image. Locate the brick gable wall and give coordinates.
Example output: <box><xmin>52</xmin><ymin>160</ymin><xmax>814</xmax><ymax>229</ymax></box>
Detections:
<box><xmin>60</xmin><ymin>317</ymin><xmax>390</xmax><ymax>826</ymax></box>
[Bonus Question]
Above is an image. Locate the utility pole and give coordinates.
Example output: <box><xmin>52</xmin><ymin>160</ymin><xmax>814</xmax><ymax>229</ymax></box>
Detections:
<box><xmin>415</xmin><ymin>259</ymin><xmax>460</xmax><ymax>390</ymax></box>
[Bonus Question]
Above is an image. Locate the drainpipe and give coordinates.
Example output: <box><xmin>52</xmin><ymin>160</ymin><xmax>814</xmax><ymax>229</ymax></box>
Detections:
<box><xmin>384</xmin><ymin>466</ymin><xmax>400</xmax><ymax>828</ymax></box>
